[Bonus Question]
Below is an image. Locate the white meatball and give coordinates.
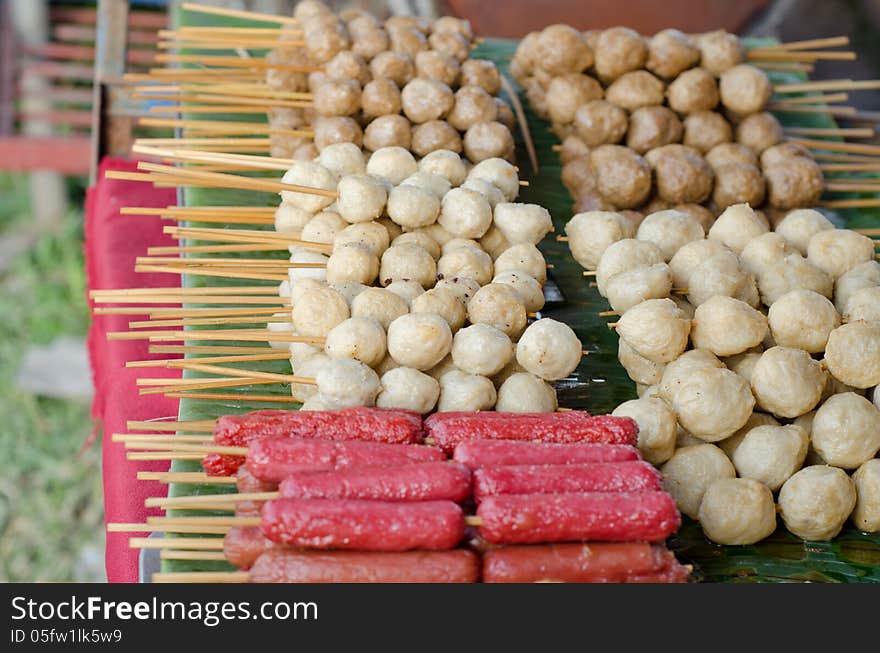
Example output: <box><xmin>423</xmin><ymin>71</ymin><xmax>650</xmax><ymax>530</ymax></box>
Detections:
<box><xmin>636</xmin><ymin>209</ymin><xmax>704</xmax><ymax>261</ymax></box>
<box><xmin>401</xmin><ymin>171</ymin><xmax>451</xmax><ymax>199</ymax></box>
<box><xmin>438</xmin><ymin>187</ymin><xmax>493</xmax><ymax>239</ymax></box>
<box><xmin>493</xmin><ymin>203</ymin><xmax>553</xmax><ymax>246</ymax></box>
<box><xmin>834</xmin><ymin>261</ymin><xmax>880</xmax><ymax>314</ymax></box>
<box><xmin>778</xmin><ymin>465</ymin><xmax>856</xmax><ymax>541</ymax></box>
<box><xmin>467</xmin><ymin>157</ymin><xmax>519</xmax><ymax>201</ymax></box>
<box><xmin>740</xmin><ymin>232</ymin><xmax>795</xmax><ymax>276</ymax></box>
<box><xmin>492</xmin><ymin>271</ymin><xmax>545</xmax><ymax>312</ymax></box>
<box><xmin>291</xmin><ymin>284</ymin><xmax>350</xmax><ymax>338</ymax></box>
<box><xmin>668</xmin><ymin>239</ymin><xmax>730</xmax><ymax>289</ymax></box>
<box><xmin>825</xmin><ymin>322</ymin><xmax>880</xmax><ymax>389</ymax></box>
<box><xmin>275</xmin><ymin>202</ymin><xmax>313</xmax><ymax>233</ymax></box>
<box><xmin>441</xmin><ymin>238</ymin><xmax>482</xmax><ymax>255</ymax></box>
<box><xmin>658</xmin><ymin>349</ymin><xmax>724</xmax><ymax>400</ymax></box>
<box><xmin>496</xmin><ymin>372</ymin><xmax>558</xmax><ymax>413</ymax></box>
<box><xmin>618</xmin><ymin>338</ymin><xmax>665</xmax><ymax>385</ymax></box>
<box><xmin>280</xmin><ymin>162</ymin><xmax>337</xmax><ymax>212</ymax></box>
<box><xmin>756</xmin><ymin>252</ymin><xmax>833</xmax><ymax>307</ymax></box>
<box><xmin>335</xmin><ymin>174</ymin><xmax>388</xmax><ymax>224</ymax></box>
<box><xmin>451</xmin><ymin>323</ymin><xmax>513</xmax><ymax>376</ymax></box>
<box><xmin>366</xmin><ymin>146</ymin><xmax>418</xmax><ymax>185</ymax></box>
<box><xmin>299</xmin><ymin>394</ymin><xmax>334</xmax><ymax>411</ymax></box>
<box><xmin>691</xmin><ymin>296</ymin><xmax>768</xmax><ymax>356</ymax></box>
<box><xmin>411</xmin><ymin>287</ymin><xmax>467</xmax><ymax>331</ymax></box>
<box><xmin>493</xmin><ymin>244</ymin><xmax>547</xmax><ymax>285</ymax></box>
<box><xmin>288</xmin><ymin>247</ymin><xmax>329</xmax><ymax>286</ymax></box>
<box><xmin>846</xmin><ymin>286</ymin><xmax>880</xmax><ymax>323</ymax></box>
<box><xmin>612</xmin><ymin>397</ymin><xmax>676</xmax><ymax>464</ymax></box>
<box><xmin>751</xmin><ymin>346</ymin><xmax>825</xmax><ymax>418</ymax></box>
<box><xmin>605</xmin><ymin>263</ymin><xmax>673</xmax><ymax>314</ymax></box>
<box><xmin>775</xmin><ymin>208</ymin><xmax>834</xmax><ymax>255</ymax></box>
<box><xmin>468</xmin><ymin>283</ymin><xmax>528</xmax><ymax>339</ymax></box>
<box><xmin>685</xmin><ymin>250</ymin><xmax>757</xmax><ymax>310</ymax></box>
<box><xmin>516</xmin><ymin>318</ymin><xmax>582</xmax><ymax>380</ymax></box>
<box><xmin>717</xmin><ymin>411</ymin><xmax>779</xmax><ymax>459</ymax></box>
<box><xmin>317</xmin><ymin>142</ymin><xmax>366</xmax><ymax>177</ymax></box>
<box><xmin>436</xmin><ymin>246</ymin><xmax>493</xmax><ymax>286</ymax></box>
<box><xmin>418</xmin><ymin>149</ymin><xmax>467</xmax><ymax>185</ymax></box>
<box><xmin>596</xmin><ymin>239</ymin><xmax>664</xmax><ymax>297</ymax></box>
<box><xmin>315</xmin><ymin>357</ymin><xmax>382</xmax><ymax>408</ymax></box>
<box><xmin>377</xmin><ymin>366</ymin><xmax>440</xmax><ymax>413</ymax></box>
<box><xmin>350</xmin><ymin>287</ymin><xmax>409</xmax><ymax>329</ymax></box>
<box><xmin>376</xmin><ymin>216</ymin><xmax>403</xmax><ymax>241</ymax></box>
<box><xmin>387</xmin><ymin>183</ymin><xmax>441</xmax><ymax>229</ymax></box>
<box><xmin>852</xmin><ymin>459</ymin><xmax>880</xmax><ymax>533</ymax></box>
<box><xmin>386</xmin><ymin>312</ymin><xmax>453</xmax><ymax>370</ymax></box>
<box><xmin>379</xmin><ymin>244</ymin><xmax>437</xmax><ymax>289</ymax></box>
<box><xmin>325</xmin><ymin>243</ymin><xmax>379</xmax><ymax>285</ymax></box>
<box><xmin>807</xmin><ymin>229</ymin><xmax>876</xmax><ymax>280</ymax></box>
<box><xmin>661</xmin><ymin>444</ymin><xmax>736</xmax><ymax>519</ymax></box>
<box><xmin>616</xmin><ymin>298</ymin><xmax>691</xmax><ymax>363</ymax></box>
<box><xmin>733</xmin><ymin>424</ymin><xmax>808</xmax><ymax>491</ymax></box>
<box><xmin>812</xmin><ymin>392</ymin><xmax>880</xmax><ymax>469</ymax></box>
<box><xmin>291</xmin><ymin>352</ymin><xmax>331</xmax><ymax>402</ymax></box>
<box><xmin>266</xmin><ymin>317</ymin><xmax>293</xmax><ymax>350</ymax></box>
<box><xmin>392</xmin><ymin>231</ymin><xmax>441</xmax><ymax>260</ymax></box>
<box><xmin>437</xmin><ymin>369</ymin><xmax>497</xmax><ymax>412</ymax></box>
<box><xmin>301</xmin><ymin>211</ymin><xmax>347</xmax><ymax>245</ymax></box>
<box><xmin>328</xmin><ymin>281</ymin><xmax>367</xmax><ymax>307</ymax></box>
<box><xmin>289</xmin><ymin>337</ymin><xmax>322</xmax><ymax>368</ymax></box>
<box><xmin>333</xmin><ymin>221</ymin><xmax>391</xmax><ymax>257</ymax></box>
<box><xmin>565</xmin><ymin>211</ymin><xmax>634</xmax><ymax>269</ymax></box>
<box><xmin>323</xmin><ymin>316</ymin><xmax>387</xmax><ymax>367</ymax></box>
<box><xmin>768</xmin><ymin>289</ymin><xmax>840</xmax><ymax>353</ymax></box>
<box><xmin>669</xmin><ymin>367</ymin><xmax>754</xmax><ymax>441</ymax></box>
<box><xmin>462</xmin><ymin>178</ymin><xmax>506</xmax><ymax>209</ymax></box>
<box><xmin>708</xmin><ymin>203</ymin><xmax>768</xmax><ymax>254</ymax></box>
<box><xmin>698</xmin><ymin>478</ymin><xmax>777</xmax><ymax>545</ymax></box>
<box><xmin>723</xmin><ymin>349</ymin><xmax>763</xmax><ymax>384</ymax></box>
<box><xmin>384</xmin><ymin>279</ymin><xmax>425</xmax><ymax>306</ymax></box>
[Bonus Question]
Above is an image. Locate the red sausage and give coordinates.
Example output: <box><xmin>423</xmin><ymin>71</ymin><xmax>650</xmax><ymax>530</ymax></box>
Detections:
<box><xmin>249</xmin><ymin>548</ymin><xmax>480</xmax><ymax>583</ymax></box>
<box><xmin>261</xmin><ymin>498</ymin><xmax>465</xmax><ymax>551</ymax></box>
<box><xmin>205</xmin><ymin>407</ymin><xmax>423</xmax><ymax>476</ymax></box>
<box><xmin>454</xmin><ymin>439</ymin><xmax>640</xmax><ymax>469</ymax></box>
<box><xmin>279</xmin><ymin>462</ymin><xmax>472</xmax><ymax>502</ymax></box>
<box><xmin>246</xmin><ymin>437</ymin><xmax>445</xmax><ymax>484</ymax></box>
<box><xmin>476</xmin><ymin>492</ymin><xmax>681</xmax><ymax>544</ymax></box>
<box><xmin>425</xmin><ymin>412</ymin><xmax>638</xmax><ymax>454</ymax></box>
<box><xmin>235</xmin><ymin>466</ymin><xmax>278</xmax><ymax>516</ymax></box>
<box><xmin>223</xmin><ymin>526</ymin><xmax>275</xmax><ymax>570</ymax></box>
<box><xmin>483</xmin><ymin>542</ymin><xmax>686</xmax><ymax>583</ymax></box>
<box><xmin>473</xmin><ymin>461</ymin><xmax>662</xmax><ymax>502</ymax></box>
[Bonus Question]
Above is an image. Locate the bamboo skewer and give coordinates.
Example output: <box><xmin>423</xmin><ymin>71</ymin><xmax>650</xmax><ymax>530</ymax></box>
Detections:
<box><xmin>748</xmin><ymin>49</ymin><xmax>856</xmax><ymax>62</ymax></box>
<box><xmin>770</xmin><ymin>105</ymin><xmax>858</xmax><ymax>117</ymax></box>
<box><xmin>153</xmin><ymin>53</ymin><xmax>322</xmax><ymax>73</ymax></box>
<box><xmin>791</xmin><ymin>138</ymin><xmax>880</xmax><ymax>156</ymax></box>
<box><xmin>821</xmin><ymin>163</ymin><xmax>880</xmax><ymax>172</ymax></box>
<box><xmin>765</xmin><ymin>35</ymin><xmax>850</xmax><ymax>51</ymax></box>
<box><xmin>159</xmin><ymin>551</ymin><xmax>230</xmax><ymax>562</ymax></box>
<box><xmin>128</xmin><ymin>419</ymin><xmax>215</xmax><ymax>432</ymax></box>
<box><xmin>153</xmin><ymin>572</ymin><xmax>248</xmax><ymax>583</ymax></box>
<box><xmin>164</xmin><ymin>392</ymin><xmax>301</xmax><ymax>403</ymax></box>
<box><xmin>109</xmin><ymin>523</ymin><xmax>232</xmax><ymax>535</ymax></box>
<box><xmin>181</xmin><ymin>2</ymin><xmax>301</xmax><ymax>26</ymax></box>
<box><xmin>770</xmin><ymin>92</ymin><xmax>849</xmax><ymax>105</ymax></box>
<box><xmin>138</xmin><ymin>117</ymin><xmax>312</xmax><ymax>138</ymax></box>
<box><xmin>784</xmin><ymin>126</ymin><xmax>875</xmax><ymax>138</ymax></box>
<box><xmin>138</xmin><ymin>471</ymin><xmax>236</xmax><ymax>484</ymax></box>
<box><xmin>150</xmin><ymin>345</ymin><xmax>277</xmax><ymax>355</ymax></box>
<box><xmin>820</xmin><ymin>198</ymin><xmax>880</xmax><ymax>208</ymax></box>
<box><xmin>129</xmin><ymin>537</ymin><xmax>225</xmax><ymax>550</ymax></box>
<box><xmin>149</xmin><ymin>243</ymin><xmax>288</xmax><ymax>254</ymax></box>
<box><xmin>129</xmin><ymin>317</ymin><xmax>288</xmax><ymax>331</ymax></box>
<box><xmin>774</xmin><ymin>79</ymin><xmax>880</xmax><ymax>93</ymax></box>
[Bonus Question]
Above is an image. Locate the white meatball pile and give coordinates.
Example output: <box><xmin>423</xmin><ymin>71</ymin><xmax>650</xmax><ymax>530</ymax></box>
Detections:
<box><xmin>569</xmin><ymin>202</ymin><xmax>880</xmax><ymax>545</ymax></box>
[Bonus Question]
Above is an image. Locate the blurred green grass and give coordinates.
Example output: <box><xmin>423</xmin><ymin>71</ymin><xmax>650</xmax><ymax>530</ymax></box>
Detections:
<box><xmin>0</xmin><ymin>173</ymin><xmax>105</xmax><ymax>582</ymax></box>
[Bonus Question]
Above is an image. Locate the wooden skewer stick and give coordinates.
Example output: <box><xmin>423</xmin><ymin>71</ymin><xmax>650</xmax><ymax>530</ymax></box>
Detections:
<box><xmin>138</xmin><ymin>117</ymin><xmax>313</xmax><ymax>138</ymax></box>
<box><xmin>153</xmin><ymin>53</ymin><xmax>322</xmax><ymax>73</ymax></box>
<box><xmin>128</xmin><ymin>419</ymin><xmax>215</xmax><ymax>432</ymax></box>
<box><xmin>771</xmin><ymin>92</ymin><xmax>849</xmax><ymax>105</ymax></box>
<box><xmin>771</xmin><ymin>105</ymin><xmax>858</xmax><ymax>117</ymax></box>
<box><xmin>774</xmin><ymin>79</ymin><xmax>880</xmax><ymax>93</ymax></box>
<box><xmin>129</xmin><ymin>537</ymin><xmax>225</xmax><ymax>550</ymax></box>
<box><xmin>856</xmin><ymin>228</ymin><xmax>880</xmax><ymax>236</ymax></box>
<box><xmin>109</xmin><ymin>330</ymin><xmax>308</xmax><ymax>344</ymax></box>
<box><xmin>133</xmin><ymin>145</ymin><xmax>294</xmax><ymax>171</ymax></box>
<box><xmin>820</xmin><ymin>163</ymin><xmax>880</xmax><ymax>172</ymax></box>
<box><xmin>128</xmin><ymin>453</ymin><xmax>207</xmax><ymax>461</ymax></box>
<box><xmin>160</xmin><ymin>551</ymin><xmax>230</xmax><ymax>562</ymax></box>
<box><xmin>134</xmin><ymin>137</ymin><xmax>273</xmax><ymax>147</ymax></box>
<box><xmin>748</xmin><ymin>49</ymin><xmax>856</xmax><ymax>62</ymax></box>
<box><xmin>129</xmin><ymin>318</ymin><xmax>286</xmax><ymax>332</ymax></box>
<box><xmin>147</xmin><ymin>491</ymin><xmax>271</xmax><ymax>508</ymax></box>
<box><xmin>149</xmin><ymin>516</ymin><xmax>257</xmax><ymax>527</ymax></box>
<box><xmin>149</xmin><ymin>243</ymin><xmax>289</xmax><ymax>254</ymax></box>
<box><xmin>133</xmin><ymin>265</ymin><xmax>289</xmax><ymax>282</ymax></box>
<box><xmin>582</xmin><ymin>270</ymin><xmax>597</xmax><ymax>277</ymax></box>
<box><xmin>137</xmin><ymin>162</ymin><xmax>336</xmax><ymax>197</ymax></box>
<box><xmin>157</xmin><ymin>40</ymin><xmax>300</xmax><ymax>51</ymax></box>
<box><xmin>138</xmin><ymin>471</ymin><xmax>236</xmax><ymax>484</ymax></box>
<box><xmin>93</xmin><ymin>285</ymin><xmax>276</xmax><ymax>297</ymax></box>
<box><xmin>163</xmin><ymin>26</ymin><xmax>295</xmax><ymax>36</ymax></box>
<box><xmin>138</xmin><ymin>379</ymin><xmax>281</xmax><ymax>397</ymax></box>
<box><xmin>181</xmin><ymin>2</ymin><xmax>301</xmax><ymax>26</ymax></box>
<box><xmin>153</xmin><ymin>572</ymin><xmax>248</xmax><ymax>583</ymax></box>
<box><xmin>146</xmin><ymin>307</ymin><xmax>286</xmax><ymax>318</ymax></box>
<box><xmin>163</xmin><ymin>392</ymin><xmax>301</xmax><ymax>403</ymax></box>
<box><xmin>598</xmin><ymin>310</ymin><xmax>619</xmax><ymax>317</ymax></box>
<box><xmin>791</xmin><ymin>137</ymin><xmax>880</xmax><ymax>156</ymax></box>
<box><xmin>150</xmin><ymin>345</ymin><xmax>276</xmax><ymax>355</ymax></box>
<box><xmin>784</xmin><ymin>126</ymin><xmax>875</xmax><ymax>138</ymax></box>
<box><xmin>164</xmin><ymin>361</ymin><xmax>316</xmax><ymax>385</ymax></box>
<box><xmin>95</xmin><ymin>296</ymin><xmax>289</xmax><ymax>306</ymax></box>
<box><xmin>811</xmin><ymin>152</ymin><xmax>880</xmax><ymax>163</ymax></box>
<box><xmin>824</xmin><ymin>183</ymin><xmax>880</xmax><ymax>192</ymax></box>
<box><xmin>755</xmin><ymin>62</ymin><xmax>814</xmax><ymax>73</ymax></box>
<box><xmin>109</xmin><ymin>523</ymin><xmax>231</xmax><ymax>535</ymax></box>
<box><xmin>820</xmin><ymin>198</ymin><xmax>880</xmax><ymax>208</ymax></box>
<box><xmin>129</xmin><ymin>352</ymin><xmax>288</xmax><ymax>367</ymax></box>
<box><xmin>114</xmin><ymin>433</ymin><xmax>212</xmax><ymax>443</ymax></box>
<box><xmin>765</xmin><ymin>35</ymin><xmax>850</xmax><ymax>51</ymax></box>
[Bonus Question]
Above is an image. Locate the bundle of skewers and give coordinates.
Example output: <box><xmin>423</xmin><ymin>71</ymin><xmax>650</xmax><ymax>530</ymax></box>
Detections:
<box><xmin>112</xmin><ymin>408</ymin><xmax>689</xmax><ymax>583</ymax></box>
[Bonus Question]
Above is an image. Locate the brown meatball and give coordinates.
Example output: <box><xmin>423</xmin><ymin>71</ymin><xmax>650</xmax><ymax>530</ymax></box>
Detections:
<box><xmin>415</xmin><ymin>50</ymin><xmax>460</xmax><ymax>87</ymax></box>
<box><xmin>646</xmin><ymin>144</ymin><xmax>714</xmax><ymax>203</ymax></box>
<box><xmin>705</xmin><ymin>142</ymin><xmax>759</xmax><ymax>169</ymax></box>
<box><xmin>352</xmin><ymin>29</ymin><xmax>390</xmax><ymax>61</ymax></box>
<box><xmin>295</xmin><ymin>0</ymin><xmax>332</xmax><ymax>21</ymax></box>
<box><xmin>642</xmin><ymin>196</ymin><xmax>674</xmax><ymax>214</ymax></box>
<box><xmin>573</xmin><ymin>193</ymin><xmax>616</xmax><ymax>213</ymax></box>
<box><xmin>447</xmin><ymin>86</ymin><xmax>498</xmax><ymax>131</ymax></box>
<box><xmin>461</xmin><ymin>60</ymin><xmax>501</xmax><ymax>95</ymax></box>
<box><xmin>546</xmin><ymin>74</ymin><xmax>604</xmax><ymax>124</ymax></box>
<box><xmin>411</xmin><ymin>120</ymin><xmax>463</xmax><ymax>156</ymax></box>
<box><xmin>525</xmin><ymin>79</ymin><xmax>549</xmax><ymax>120</ymax></box>
<box><xmin>594</xmin><ymin>27</ymin><xmax>648</xmax><ymax>82</ymax></box>
<box><xmin>304</xmin><ymin>24</ymin><xmax>350</xmax><ymax>64</ymax></box>
<box><xmin>532</xmin><ymin>24</ymin><xmax>594</xmax><ymax>75</ymax></box>
<box><xmin>268</xmin><ymin>106</ymin><xmax>310</xmax><ymax>130</ymax></box>
<box><xmin>494</xmin><ymin>98</ymin><xmax>516</xmax><ymax>131</ymax></box>
<box><xmin>647</xmin><ymin>29</ymin><xmax>701</xmax><ymax>79</ymax></box>
<box><xmin>764</xmin><ymin>158</ymin><xmax>824</xmax><ymax>209</ymax></box>
<box><xmin>667</xmin><ymin>67</ymin><xmax>719</xmax><ymax>114</ymax></box>
<box><xmin>760</xmin><ymin>142</ymin><xmax>814</xmax><ymax>169</ymax></box>
<box><xmin>561</xmin><ymin>156</ymin><xmax>596</xmax><ymax>197</ymax></box>
<box><xmin>385</xmin><ymin>15</ymin><xmax>430</xmax><ymax>35</ymax></box>
<box><xmin>683</xmin><ymin>111</ymin><xmax>733</xmax><ymax>153</ymax></box>
<box><xmin>265</xmin><ymin>47</ymin><xmax>309</xmax><ymax>92</ymax></box>
<box><xmin>313</xmin><ymin>116</ymin><xmax>363</xmax><ymax>151</ymax></box>
<box><xmin>558</xmin><ymin>135</ymin><xmax>592</xmax><ymax>164</ymax></box>
<box><xmin>390</xmin><ymin>27</ymin><xmax>429</xmax><ymax>59</ymax></box>
<box><xmin>363</xmin><ymin>114</ymin><xmax>411</xmax><ymax>151</ymax></box>
<box><xmin>313</xmin><ymin>78</ymin><xmax>361</xmax><ymax>117</ymax></box>
<box><xmin>712</xmin><ymin>163</ymin><xmax>766</xmax><ymax>209</ymax></box>
<box><xmin>401</xmin><ymin>78</ymin><xmax>455</xmax><ymax>123</ymax></box>
<box><xmin>696</xmin><ymin>30</ymin><xmax>745</xmax><ymax>76</ymax></box>
<box><xmin>719</xmin><ymin>64</ymin><xmax>772</xmax><ymax>116</ymax></box>
<box><xmin>511</xmin><ymin>31</ymin><xmax>541</xmax><ymax>81</ymax></box>
<box><xmin>605</xmin><ymin>71</ymin><xmax>665</xmax><ymax>111</ymax></box>
<box><xmin>432</xmin><ymin>16</ymin><xmax>474</xmax><ymax>41</ymax></box>
<box><xmin>674</xmin><ymin>203</ymin><xmax>715</xmax><ymax>232</ymax></box>
<box><xmin>369</xmin><ymin>51</ymin><xmax>414</xmax><ymax>87</ymax></box>
<box><xmin>463</xmin><ymin>121</ymin><xmax>515</xmax><ymax>162</ymax></box>
<box><xmin>737</xmin><ymin>112</ymin><xmax>784</xmax><ymax>154</ymax></box>
<box><xmin>270</xmin><ymin>133</ymin><xmax>310</xmax><ymax>159</ymax></box>
<box><xmin>573</xmin><ymin>100</ymin><xmax>628</xmax><ymax>147</ymax></box>
<box><xmin>626</xmin><ymin>106</ymin><xmax>683</xmax><ymax>154</ymax></box>
<box><xmin>346</xmin><ymin>13</ymin><xmax>381</xmax><ymax>35</ymax></box>
<box><xmin>325</xmin><ymin>51</ymin><xmax>371</xmax><ymax>86</ymax></box>
<box><xmin>361</xmin><ymin>78</ymin><xmax>401</xmax><ymax>119</ymax></box>
<box><xmin>590</xmin><ymin>145</ymin><xmax>652</xmax><ymax>208</ymax></box>
<box><xmin>428</xmin><ymin>30</ymin><xmax>471</xmax><ymax>62</ymax></box>
<box><xmin>550</xmin><ymin>121</ymin><xmax>574</xmax><ymax>141</ymax></box>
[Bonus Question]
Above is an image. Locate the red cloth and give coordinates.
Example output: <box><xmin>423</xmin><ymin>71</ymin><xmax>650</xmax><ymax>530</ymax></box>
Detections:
<box><xmin>86</xmin><ymin>157</ymin><xmax>182</xmax><ymax>583</ymax></box>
